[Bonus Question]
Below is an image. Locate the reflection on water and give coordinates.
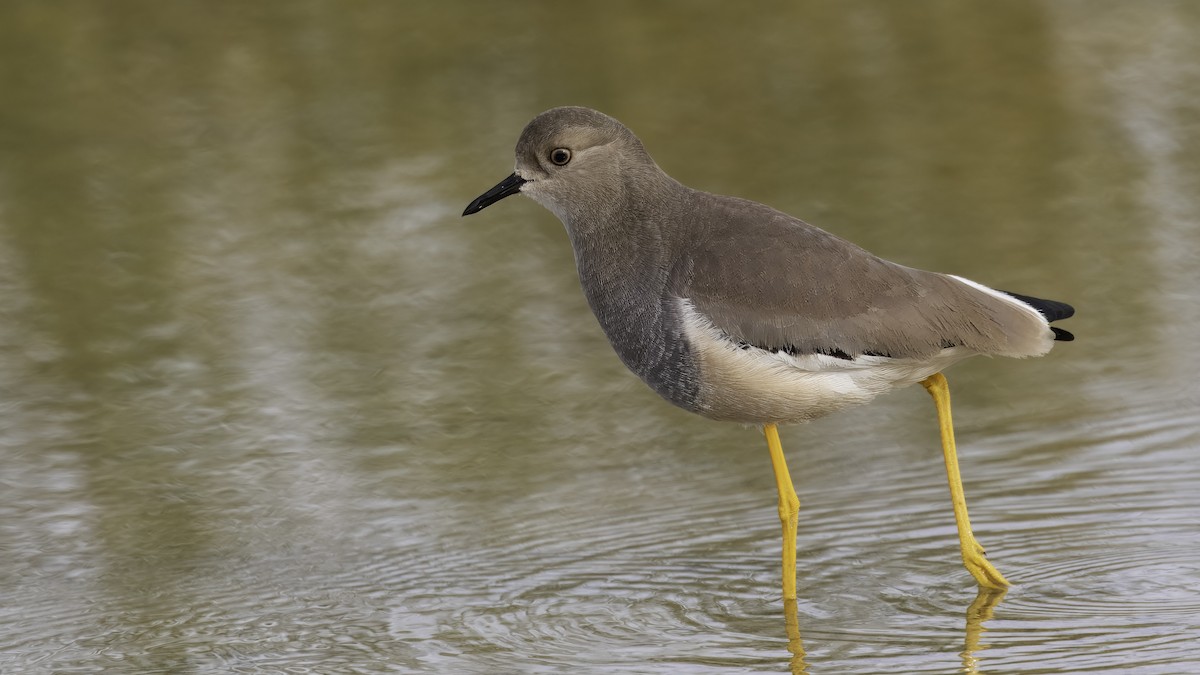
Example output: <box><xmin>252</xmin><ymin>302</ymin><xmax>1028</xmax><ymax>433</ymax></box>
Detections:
<box><xmin>962</xmin><ymin>589</ymin><xmax>1005</xmax><ymax>674</ymax></box>
<box><xmin>1</xmin><ymin>1</ymin><xmax>1199</xmax><ymax>673</ymax></box>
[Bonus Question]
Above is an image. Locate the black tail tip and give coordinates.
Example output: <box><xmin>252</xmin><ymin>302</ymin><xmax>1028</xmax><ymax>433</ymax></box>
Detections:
<box><xmin>1051</xmin><ymin>327</ymin><xmax>1075</xmax><ymax>342</ymax></box>
<box><xmin>999</xmin><ymin>291</ymin><xmax>1075</xmax><ymax>322</ymax></box>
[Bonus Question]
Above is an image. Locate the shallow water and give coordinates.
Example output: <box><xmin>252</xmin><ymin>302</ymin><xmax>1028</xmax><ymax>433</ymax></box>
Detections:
<box><xmin>2</xmin><ymin>2</ymin><xmax>1199</xmax><ymax>673</ymax></box>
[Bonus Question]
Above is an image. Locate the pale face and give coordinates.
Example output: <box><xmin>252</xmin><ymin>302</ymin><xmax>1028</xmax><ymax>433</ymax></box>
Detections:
<box><xmin>515</xmin><ymin>136</ymin><xmax>622</xmax><ymax>221</ymax></box>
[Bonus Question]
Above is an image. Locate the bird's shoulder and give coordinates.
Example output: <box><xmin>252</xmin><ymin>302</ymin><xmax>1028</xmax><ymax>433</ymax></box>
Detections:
<box><xmin>671</xmin><ymin>190</ymin><xmax>923</xmax><ymax>318</ymax></box>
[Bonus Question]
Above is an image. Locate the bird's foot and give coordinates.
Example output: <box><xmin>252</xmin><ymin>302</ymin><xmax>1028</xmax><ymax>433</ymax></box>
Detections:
<box><xmin>961</xmin><ymin>535</ymin><xmax>1010</xmax><ymax>589</ymax></box>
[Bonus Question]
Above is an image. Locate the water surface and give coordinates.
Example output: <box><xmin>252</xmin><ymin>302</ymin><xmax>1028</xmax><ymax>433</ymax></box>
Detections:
<box><xmin>2</xmin><ymin>2</ymin><xmax>1199</xmax><ymax>673</ymax></box>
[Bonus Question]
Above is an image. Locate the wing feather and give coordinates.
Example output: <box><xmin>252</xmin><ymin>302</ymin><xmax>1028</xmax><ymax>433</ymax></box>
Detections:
<box><xmin>669</xmin><ymin>192</ymin><xmax>1056</xmax><ymax>360</ymax></box>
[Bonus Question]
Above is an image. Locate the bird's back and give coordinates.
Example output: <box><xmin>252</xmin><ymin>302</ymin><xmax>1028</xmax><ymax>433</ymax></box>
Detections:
<box><xmin>669</xmin><ymin>189</ymin><xmax>1060</xmax><ymax>362</ymax></box>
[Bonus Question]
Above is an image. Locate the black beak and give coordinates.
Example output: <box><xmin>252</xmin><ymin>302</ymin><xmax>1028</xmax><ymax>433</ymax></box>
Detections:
<box><xmin>462</xmin><ymin>173</ymin><xmax>528</xmax><ymax>216</ymax></box>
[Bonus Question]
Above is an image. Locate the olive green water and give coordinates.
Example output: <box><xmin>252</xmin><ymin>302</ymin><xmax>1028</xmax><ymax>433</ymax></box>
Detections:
<box><xmin>2</xmin><ymin>2</ymin><xmax>1199</xmax><ymax>673</ymax></box>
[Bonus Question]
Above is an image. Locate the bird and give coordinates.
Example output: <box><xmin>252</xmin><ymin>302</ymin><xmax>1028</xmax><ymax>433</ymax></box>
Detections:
<box><xmin>463</xmin><ymin>106</ymin><xmax>1073</xmax><ymax>599</ymax></box>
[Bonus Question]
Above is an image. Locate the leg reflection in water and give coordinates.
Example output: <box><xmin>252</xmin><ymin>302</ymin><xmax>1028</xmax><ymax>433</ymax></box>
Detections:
<box><xmin>962</xmin><ymin>587</ymin><xmax>1007</xmax><ymax>673</ymax></box>
<box><xmin>779</xmin><ymin>585</ymin><xmax>1007</xmax><ymax>672</ymax></box>
<box><xmin>783</xmin><ymin>597</ymin><xmax>809</xmax><ymax>674</ymax></box>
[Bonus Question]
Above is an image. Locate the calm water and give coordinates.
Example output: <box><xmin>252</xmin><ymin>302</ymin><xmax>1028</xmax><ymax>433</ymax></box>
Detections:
<box><xmin>2</xmin><ymin>2</ymin><xmax>1199</xmax><ymax>673</ymax></box>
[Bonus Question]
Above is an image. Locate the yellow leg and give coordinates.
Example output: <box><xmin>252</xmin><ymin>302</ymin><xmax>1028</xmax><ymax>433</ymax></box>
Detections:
<box><xmin>920</xmin><ymin>373</ymin><xmax>1010</xmax><ymax>589</ymax></box>
<box><xmin>764</xmin><ymin>423</ymin><xmax>800</xmax><ymax>600</ymax></box>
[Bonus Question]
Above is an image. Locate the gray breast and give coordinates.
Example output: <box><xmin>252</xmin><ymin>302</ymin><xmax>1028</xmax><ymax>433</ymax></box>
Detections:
<box><xmin>571</xmin><ymin>237</ymin><xmax>705</xmax><ymax>415</ymax></box>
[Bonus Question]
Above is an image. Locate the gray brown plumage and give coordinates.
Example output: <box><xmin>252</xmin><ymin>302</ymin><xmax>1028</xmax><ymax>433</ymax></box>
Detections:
<box><xmin>464</xmin><ymin>106</ymin><xmax>1073</xmax><ymax>424</ymax></box>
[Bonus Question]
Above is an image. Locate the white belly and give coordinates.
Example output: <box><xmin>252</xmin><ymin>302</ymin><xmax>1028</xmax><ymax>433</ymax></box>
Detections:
<box><xmin>678</xmin><ymin>300</ymin><xmax>977</xmax><ymax>424</ymax></box>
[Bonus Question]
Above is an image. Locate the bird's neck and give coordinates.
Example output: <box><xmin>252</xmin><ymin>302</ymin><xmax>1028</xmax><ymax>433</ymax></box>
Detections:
<box><xmin>562</xmin><ymin>176</ymin><xmax>679</xmax><ymax>311</ymax></box>
<box><xmin>561</xmin><ymin>179</ymin><xmax>702</xmax><ymax>412</ymax></box>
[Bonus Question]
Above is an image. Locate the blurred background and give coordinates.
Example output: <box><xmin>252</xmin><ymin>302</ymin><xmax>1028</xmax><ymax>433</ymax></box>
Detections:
<box><xmin>1</xmin><ymin>1</ymin><xmax>1198</xmax><ymax>673</ymax></box>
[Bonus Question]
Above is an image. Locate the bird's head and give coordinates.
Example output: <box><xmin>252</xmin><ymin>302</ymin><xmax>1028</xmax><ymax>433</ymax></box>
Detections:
<box><xmin>463</xmin><ymin>107</ymin><xmax>658</xmax><ymax>225</ymax></box>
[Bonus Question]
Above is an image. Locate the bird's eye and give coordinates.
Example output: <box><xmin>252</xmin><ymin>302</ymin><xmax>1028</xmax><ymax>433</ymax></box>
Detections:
<box><xmin>550</xmin><ymin>148</ymin><xmax>572</xmax><ymax>166</ymax></box>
